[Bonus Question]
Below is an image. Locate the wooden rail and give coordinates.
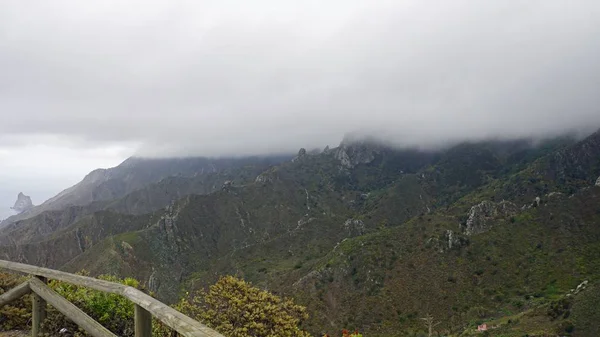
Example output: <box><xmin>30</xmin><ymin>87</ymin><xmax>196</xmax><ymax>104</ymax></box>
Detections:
<box><xmin>0</xmin><ymin>259</ymin><xmax>224</xmax><ymax>337</ymax></box>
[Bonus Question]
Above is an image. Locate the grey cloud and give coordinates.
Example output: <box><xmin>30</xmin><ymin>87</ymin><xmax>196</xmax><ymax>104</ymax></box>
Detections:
<box><xmin>1</xmin><ymin>0</ymin><xmax>600</xmax><ymax>157</ymax></box>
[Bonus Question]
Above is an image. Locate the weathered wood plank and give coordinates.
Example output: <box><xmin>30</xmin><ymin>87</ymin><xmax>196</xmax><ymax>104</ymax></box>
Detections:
<box><xmin>135</xmin><ymin>304</ymin><xmax>152</xmax><ymax>337</ymax></box>
<box><xmin>0</xmin><ymin>260</ymin><xmax>127</xmax><ymax>295</ymax></box>
<box><xmin>0</xmin><ymin>259</ymin><xmax>224</xmax><ymax>337</ymax></box>
<box><xmin>32</xmin><ymin>276</ymin><xmax>47</xmax><ymax>337</ymax></box>
<box><xmin>29</xmin><ymin>278</ymin><xmax>117</xmax><ymax>337</ymax></box>
<box><xmin>31</xmin><ymin>293</ymin><xmax>45</xmax><ymax>336</ymax></box>
<box><xmin>0</xmin><ymin>280</ymin><xmax>31</xmax><ymax>306</ymax></box>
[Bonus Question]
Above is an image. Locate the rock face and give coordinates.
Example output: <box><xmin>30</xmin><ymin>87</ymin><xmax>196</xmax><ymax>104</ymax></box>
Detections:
<box><xmin>292</xmin><ymin>148</ymin><xmax>307</xmax><ymax>162</ymax></box>
<box><xmin>333</xmin><ymin>140</ymin><xmax>381</xmax><ymax>169</ymax></box>
<box><xmin>427</xmin><ymin>229</ymin><xmax>469</xmax><ymax>253</ymax></box>
<box><xmin>462</xmin><ymin>200</ymin><xmax>517</xmax><ymax>235</ymax></box>
<box><xmin>343</xmin><ymin>219</ymin><xmax>366</xmax><ymax>237</ymax></box>
<box><xmin>11</xmin><ymin>193</ymin><xmax>33</xmax><ymax>213</ymax></box>
<box><xmin>444</xmin><ymin>230</ymin><xmax>466</xmax><ymax>250</ymax></box>
<box><xmin>255</xmin><ymin>173</ymin><xmax>271</xmax><ymax>184</ymax></box>
<box><xmin>596</xmin><ymin>176</ymin><xmax>600</xmax><ymax>186</ymax></box>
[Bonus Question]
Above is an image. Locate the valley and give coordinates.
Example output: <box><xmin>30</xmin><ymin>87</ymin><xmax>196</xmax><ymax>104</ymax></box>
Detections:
<box><xmin>1</xmin><ymin>131</ymin><xmax>599</xmax><ymax>336</ymax></box>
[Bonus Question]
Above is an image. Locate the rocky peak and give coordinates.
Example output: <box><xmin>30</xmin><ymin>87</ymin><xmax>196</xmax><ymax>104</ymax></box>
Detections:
<box><xmin>595</xmin><ymin>176</ymin><xmax>600</xmax><ymax>186</ymax></box>
<box><xmin>292</xmin><ymin>148</ymin><xmax>308</xmax><ymax>163</ymax></box>
<box><xmin>333</xmin><ymin>139</ymin><xmax>383</xmax><ymax>169</ymax></box>
<box><xmin>11</xmin><ymin>192</ymin><xmax>34</xmax><ymax>214</ymax></box>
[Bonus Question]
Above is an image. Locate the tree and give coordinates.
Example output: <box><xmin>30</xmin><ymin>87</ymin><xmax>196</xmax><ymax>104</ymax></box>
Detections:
<box><xmin>420</xmin><ymin>313</ymin><xmax>441</xmax><ymax>337</ymax></box>
<box><xmin>177</xmin><ymin>275</ymin><xmax>311</xmax><ymax>337</ymax></box>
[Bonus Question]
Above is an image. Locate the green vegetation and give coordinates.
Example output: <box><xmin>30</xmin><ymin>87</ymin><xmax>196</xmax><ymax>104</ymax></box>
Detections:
<box><xmin>0</xmin><ymin>272</ymin><xmax>31</xmax><ymax>330</ymax></box>
<box><xmin>173</xmin><ymin>275</ymin><xmax>311</xmax><ymax>337</ymax></box>
<box><xmin>1</xmin><ymin>131</ymin><xmax>600</xmax><ymax>336</ymax></box>
<box><xmin>46</xmin><ymin>272</ymin><xmax>139</xmax><ymax>336</ymax></box>
<box><xmin>0</xmin><ymin>273</ymin><xmax>311</xmax><ymax>337</ymax></box>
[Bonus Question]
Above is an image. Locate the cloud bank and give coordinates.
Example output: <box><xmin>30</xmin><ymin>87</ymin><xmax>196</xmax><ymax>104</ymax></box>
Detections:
<box><xmin>1</xmin><ymin>0</ymin><xmax>600</xmax><ymax>157</ymax></box>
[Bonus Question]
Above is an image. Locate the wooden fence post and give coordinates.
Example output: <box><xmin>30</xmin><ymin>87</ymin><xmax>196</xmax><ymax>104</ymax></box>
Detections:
<box><xmin>135</xmin><ymin>304</ymin><xmax>152</xmax><ymax>337</ymax></box>
<box><xmin>0</xmin><ymin>259</ymin><xmax>225</xmax><ymax>337</ymax></box>
<box><xmin>32</xmin><ymin>276</ymin><xmax>47</xmax><ymax>337</ymax></box>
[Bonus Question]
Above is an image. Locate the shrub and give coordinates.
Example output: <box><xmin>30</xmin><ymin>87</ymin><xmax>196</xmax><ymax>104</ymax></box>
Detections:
<box><xmin>0</xmin><ymin>272</ymin><xmax>31</xmax><ymax>330</ymax></box>
<box><xmin>47</xmin><ymin>272</ymin><xmax>139</xmax><ymax>336</ymax></box>
<box><xmin>175</xmin><ymin>275</ymin><xmax>311</xmax><ymax>337</ymax></box>
<box><xmin>2</xmin><ymin>272</ymin><xmax>311</xmax><ymax>337</ymax></box>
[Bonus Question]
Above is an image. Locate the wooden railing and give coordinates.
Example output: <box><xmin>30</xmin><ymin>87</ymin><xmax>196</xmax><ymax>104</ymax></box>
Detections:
<box><xmin>0</xmin><ymin>259</ymin><xmax>224</xmax><ymax>337</ymax></box>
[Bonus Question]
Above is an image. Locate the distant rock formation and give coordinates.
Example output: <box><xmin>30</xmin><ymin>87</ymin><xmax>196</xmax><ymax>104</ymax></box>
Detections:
<box><xmin>333</xmin><ymin>140</ymin><xmax>381</xmax><ymax>169</ymax></box>
<box><xmin>462</xmin><ymin>200</ymin><xmax>517</xmax><ymax>235</ymax></box>
<box><xmin>292</xmin><ymin>148</ymin><xmax>308</xmax><ymax>162</ymax></box>
<box><xmin>11</xmin><ymin>192</ymin><xmax>34</xmax><ymax>213</ymax></box>
<box><xmin>596</xmin><ymin>176</ymin><xmax>600</xmax><ymax>186</ymax></box>
<box><xmin>343</xmin><ymin>218</ymin><xmax>366</xmax><ymax>237</ymax></box>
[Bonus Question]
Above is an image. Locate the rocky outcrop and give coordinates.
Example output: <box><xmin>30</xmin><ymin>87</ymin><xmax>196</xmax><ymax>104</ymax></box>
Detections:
<box><xmin>462</xmin><ymin>200</ymin><xmax>517</xmax><ymax>235</ymax></box>
<box><xmin>292</xmin><ymin>148</ymin><xmax>307</xmax><ymax>162</ymax></box>
<box><xmin>222</xmin><ymin>180</ymin><xmax>233</xmax><ymax>189</ymax></box>
<box><xmin>343</xmin><ymin>219</ymin><xmax>366</xmax><ymax>237</ymax></box>
<box><xmin>566</xmin><ymin>280</ymin><xmax>589</xmax><ymax>297</ymax></box>
<box><xmin>333</xmin><ymin>147</ymin><xmax>353</xmax><ymax>168</ymax></box>
<box><xmin>333</xmin><ymin>140</ymin><xmax>381</xmax><ymax>169</ymax></box>
<box><xmin>427</xmin><ymin>230</ymin><xmax>469</xmax><ymax>252</ymax></box>
<box><xmin>255</xmin><ymin>173</ymin><xmax>271</xmax><ymax>184</ymax></box>
<box><xmin>444</xmin><ymin>230</ymin><xmax>467</xmax><ymax>250</ymax></box>
<box><xmin>11</xmin><ymin>192</ymin><xmax>33</xmax><ymax>213</ymax></box>
<box><xmin>596</xmin><ymin>176</ymin><xmax>600</xmax><ymax>186</ymax></box>
<box><xmin>546</xmin><ymin>192</ymin><xmax>563</xmax><ymax>198</ymax></box>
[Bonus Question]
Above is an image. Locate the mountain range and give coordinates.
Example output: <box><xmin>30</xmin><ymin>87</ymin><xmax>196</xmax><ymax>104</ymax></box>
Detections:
<box><xmin>1</xmin><ymin>131</ymin><xmax>599</xmax><ymax>336</ymax></box>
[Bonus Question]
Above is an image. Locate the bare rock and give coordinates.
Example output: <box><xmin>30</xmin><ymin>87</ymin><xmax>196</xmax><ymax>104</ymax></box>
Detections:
<box><xmin>333</xmin><ymin>141</ymin><xmax>381</xmax><ymax>169</ymax></box>
<box><xmin>343</xmin><ymin>218</ymin><xmax>366</xmax><ymax>237</ymax></box>
<box><xmin>596</xmin><ymin>176</ymin><xmax>600</xmax><ymax>186</ymax></box>
<box><xmin>255</xmin><ymin>173</ymin><xmax>271</xmax><ymax>184</ymax></box>
<box><xmin>292</xmin><ymin>148</ymin><xmax>308</xmax><ymax>162</ymax></box>
<box><xmin>462</xmin><ymin>200</ymin><xmax>517</xmax><ymax>235</ymax></box>
<box><xmin>445</xmin><ymin>230</ymin><xmax>465</xmax><ymax>250</ymax></box>
<box><xmin>427</xmin><ymin>230</ymin><xmax>469</xmax><ymax>252</ymax></box>
<box><xmin>546</xmin><ymin>192</ymin><xmax>563</xmax><ymax>198</ymax></box>
<box><xmin>11</xmin><ymin>192</ymin><xmax>33</xmax><ymax>214</ymax></box>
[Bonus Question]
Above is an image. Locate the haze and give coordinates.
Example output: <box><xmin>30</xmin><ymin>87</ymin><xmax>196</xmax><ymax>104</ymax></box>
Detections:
<box><xmin>1</xmin><ymin>0</ymin><xmax>600</xmax><ymax>215</ymax></box>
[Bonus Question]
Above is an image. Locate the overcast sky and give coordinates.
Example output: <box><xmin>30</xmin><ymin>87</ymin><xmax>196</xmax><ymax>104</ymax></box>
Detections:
<box><xmin>1</xmin><ymin>0</ymin><xmax>600</xmax><ymax>217</ymax></box>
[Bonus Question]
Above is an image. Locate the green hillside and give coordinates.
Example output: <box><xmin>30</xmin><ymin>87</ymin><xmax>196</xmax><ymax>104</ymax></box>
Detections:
<box><xmin>1</xmin><ymin>132</ymin><xmax>599</xmax><ymax>336</ymax></box>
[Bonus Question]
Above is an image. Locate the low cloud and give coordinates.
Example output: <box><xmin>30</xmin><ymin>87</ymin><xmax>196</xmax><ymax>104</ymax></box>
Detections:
<box><xmin>1</xmin><ymin>0</ymin><xmax>600</xmax><ymax>157</ymax></box>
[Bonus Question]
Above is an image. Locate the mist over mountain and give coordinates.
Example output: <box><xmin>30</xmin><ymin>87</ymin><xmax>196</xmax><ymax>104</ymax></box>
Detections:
<box><xmin>2</xmin><ymin>1</ymin><xmax>600</xmax><ymax>336</ymax></box>
<box><xmin>1</xmin><ymin>1</ymin><xmax>600</xmax><ymax>159</ymax></box>
<box><xmin>2</xmin><ymin>1</ymin><xmax>600</xmax><ymax>209</ymax></box>
<box><xmin>1</xmin><ymin>130</ymin><xmax>600</xmax><ymax>336</ymax></box>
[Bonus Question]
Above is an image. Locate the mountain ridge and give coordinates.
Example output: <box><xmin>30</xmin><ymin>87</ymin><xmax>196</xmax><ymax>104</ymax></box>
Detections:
<box><xmin>0</xmin><ymin>155</ymin><xmax>291</xmax><ymax>228</ymax></box>
<box><xmin>0</xmin><ymin>131</ymin><xmax>599</xmax><ymax>336</ymax></box>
